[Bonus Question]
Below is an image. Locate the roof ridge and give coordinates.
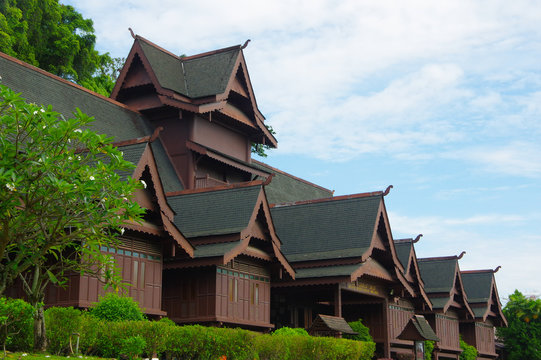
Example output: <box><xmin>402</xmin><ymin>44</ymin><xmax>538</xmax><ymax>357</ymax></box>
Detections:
<box><xmin>461</xmin><ymin>269</ymin><xmax>496</xmax><ymax>274</ymax></box>
<box><xmin>166</xmin><ymin>180</ymin><xmax>263</xmax><ymax>197</ymax></box>
<box><xmin>181</xmin><ymin>44</ymin><xmax>242</xmax><ymax>61</ymax></box>
<box><xmin>135</xmin><ymin>35</ymin><xmax>180</xmax><ymax>59</ymax></box>
<box><xmin>252</xmin><ymin>159</ymin><xmax>333</xmax><ymax>193</ymax></box>
<box><xmin>0</xmin><ymin>51</ymin><xmax>142</xmax><ymax>114</ymax></box>
<box><xmin>271</xmin><ymin>190</ymin><xmax>383</xmax><ymax>208</ymax></box>
<box><xmin>418</xmin><ymin>255</ymin><xmax>458</xmax><ymax>262</ymax></box>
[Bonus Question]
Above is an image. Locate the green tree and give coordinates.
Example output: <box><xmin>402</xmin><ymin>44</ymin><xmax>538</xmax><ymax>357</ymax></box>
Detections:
<box><xmin>0</xmin><ymin>0</ymin><xmax>119</xmax><ymax>96</ymax></box>
<box><xmin>0</xmin><ymin>83</ymin><xmax>144</xmax><ymax>350</ymax></box>
<box><xmin>497</xmin><ymin>290</ymin><xmax>541</xmax><ymax>360</ymax></box>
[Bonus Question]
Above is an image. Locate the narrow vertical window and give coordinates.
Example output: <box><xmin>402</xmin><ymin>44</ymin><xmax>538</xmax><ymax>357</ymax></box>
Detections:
<box><xmin>229</xmin><ymin>278</ymin><xmax>233</xmax><ymax>302</ymax></box>
<box><xmin>139</xmin><ymin>262</ymin><xmax>145</xmax><ymax>289</ymax></box>
<box><xmin>133</xmin><ymin>261</ymin><xmax>138</xmax><ymax>287</ymax></box>
<box><xmin>255</xmin><ymin>283</ymin><xmax>259</xmax><ymax>304</ymax></box>
<box><xmin>250</xmin><ymin>283</ymin><xmax>254</xmax><ymax>304</ymax></box>
<box><xmin>234</xmin><ymin>279</ymin><xmax>238</xmax><ymax>302</ymax></box>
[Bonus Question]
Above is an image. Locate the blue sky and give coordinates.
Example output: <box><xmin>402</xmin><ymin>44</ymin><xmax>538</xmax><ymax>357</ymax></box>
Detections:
<box><xmin>64</xmin><ymin>0</ymin><xmax>541</xmax><ymax>300</ymax></box>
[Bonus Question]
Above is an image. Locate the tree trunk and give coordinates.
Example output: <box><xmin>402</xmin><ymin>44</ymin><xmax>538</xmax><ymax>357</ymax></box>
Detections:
<box><xmin>33</xmin><ymin>301</ymin><xmax>47</xmax><ymax>352</ymax></box>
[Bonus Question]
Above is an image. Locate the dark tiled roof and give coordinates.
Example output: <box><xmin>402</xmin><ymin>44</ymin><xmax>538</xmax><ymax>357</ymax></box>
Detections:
<box><xmin>253</xmin><ymin>161</ymin><xmax>333</xmax><ymax>204</ymax></box>
<box><xmin>461</xmin><ymin>272</ymin><xmax>493</xmax><ymax>303</ymax></box>
<box><xmin>394</xmin><ymin>242</ymin><xmax>412</xmax><ymax>273</ymax></box>
<box><xmin>117</xmin><ymin>142</ymin><xmax>147</xmax><ymax>180</ymax></box>
<box><xmin>271</xmin><ymin>196</ymin><xmax>381</xmax><ymax>262</ymax></box>
<box><xmin>139</xmin><ymin>39</ymin><xmax>239</xmax><ymax>99</ymax></box>
<box><xmin>193</xmin><ymin>241</ymin><xmax>241</xmax><ymax>258</ymax></box>
<box><xmin>167</xmin><ymin>185</ymin><xmax>261</xmax><ymax>238</ymax></box>
<box><xmin>310</xmin><ymin>314</ymin><xmax>357</xmax><ymax>335</ymax></box>
<box><xmin>418</xmin><ymin>258</ymin><xmax>457</xmax><ymax>294</ymax></box>
<box><xmin>150</xmin><ymin>140</ymin><xmax>184</xmax><ymax>193</ymax></box>
<box><xmin>398</xmin><ymin>315</ymin><xmax>440</xmax><ymax>341</ymax></box>
<box><xmin>295</xmin><ymin>263</ymin><xmax>362</xmax><ymax>279</ymax></box>
<box><xmin>138</xmin><ymin>40</ymin><xmax>187</xmax><ymax>95</ymax></box>
<box><xmin>0</xmin><ymin>53</ymin><xmax>152</xmax><ymax>142</ymax></box>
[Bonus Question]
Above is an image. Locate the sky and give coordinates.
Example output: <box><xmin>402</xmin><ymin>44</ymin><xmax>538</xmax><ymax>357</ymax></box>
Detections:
<box><xmin>63</xmin><ymin>0</ymin><xmax>541</xmax><ymax>301</ymax></box>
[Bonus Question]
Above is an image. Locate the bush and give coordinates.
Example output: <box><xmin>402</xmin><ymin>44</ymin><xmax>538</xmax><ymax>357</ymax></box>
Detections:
<box><xmin>88</xmin><ymin>293</ymin><xmax>145</xmax><ymax>321</ymax></box>
<box><xmin>344</xmin><ymin>319</ymin><xmax>373</xmax><ymax>342</ymax></box>
<box><xmin>459</xmin><ymin>338</ymin><xmax>478</xmax><ymax>360</ymax></box>
<box><xmin>120</xmin><ymin>335</ymin><xmax>146</xmax><ymax>360</ymax></box>
<box><xmin>44</xmin><ymin>306</ymin><xmax>82</xmax><ymax>355</ymax></box>
<box><xmin>272</xmin><ymin>327</ymin><xmax>310</xmax><ymax>337</ymax></box>
<box><xmin>0</xmin><ymin>297</ymin><xmax>33</xmax><ymax>352</ymax></box>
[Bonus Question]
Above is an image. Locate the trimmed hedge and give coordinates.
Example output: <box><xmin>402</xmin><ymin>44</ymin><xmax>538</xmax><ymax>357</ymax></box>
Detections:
<box><xmin>42</xmin><ymin>302</ymin><xmax>376</xmax><ymax>360</ymax></box>
<box><xmin>0</xmin><ymin>297</ymin><xmax>34</xmax><ymax>352</ymax></box>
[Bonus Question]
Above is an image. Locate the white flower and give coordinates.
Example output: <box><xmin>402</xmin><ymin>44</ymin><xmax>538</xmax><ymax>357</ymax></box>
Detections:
<box><xmin>5</xmin><ymin>183</ymin><xmax>15</xmax><ymax>191</ymax></box>
<box><xmin>120</xmin><ymin>228</ymin><xmax>125</xmax><ymax>235</ymax></box>
<box><xmin>22</xmin><ymin>354</ymin><xmax>27</xmax><ymax>357</ymax></box>
<box><xmin>68</xmin><ymin>156</ymin><xmax>73</xmax><ymax>161</ymax></box>
<box><xmin>89</xmin><ymin>176</ymin><xmax>95</xmax><ymax>181</ymax></box>
<box><xmin>40</xmin><ymin>108</ymin><xmax>45</xmax><ymax>113</ymax></box>
<box><xmin>141</xmin><ymin>180</ymin><xmax>147</xmax><ymax>189</ymax></box>
<box><xmin>122</xmin><ymin>197</ymin><xmax>128</xmax><ymax>201</ymax></box>
<box><xmin>33</xmin><ymin>110</ymin><xmax>38</xmax><ymax>115</ymax></box>
<box><xmin>74</xmin><ymin>129</ymin><xmax>82</xmax><ymax>133</ymax></box>
<box><xmin>42</xmin><ymin>125</ymin><xmax>46</xmax><ymax>129</ymax></box>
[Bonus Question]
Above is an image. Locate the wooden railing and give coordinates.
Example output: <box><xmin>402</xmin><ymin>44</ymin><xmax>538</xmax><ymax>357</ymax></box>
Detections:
<box><xmin>195</xmin><ymin>175</ymin><xmax>228</xmax><ymax>189</ymax></box>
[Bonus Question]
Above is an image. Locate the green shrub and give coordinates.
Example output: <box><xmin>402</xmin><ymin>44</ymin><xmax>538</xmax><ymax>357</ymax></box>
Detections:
<box><xmin>344</xmin><ymin>318</ymin><xmax>373</xmax><ymax>342</ymax></box>
<box><xmin>78</xmin><ymin>312</ymin><xmax>106</xmax><ymax>355</ymax></box>
<box><xmin>0</xmin><ymin>297</ymin><xmax>33</xmax><ymax>352</ymax></box>
<box><xmin>272</xmin><ymin>327</ymin><xmax>310</xmax><ymax>336</ymax></box>
<box><xmin>120</xmin><ymin>335</ymin><xmax>146</xmax><ymax>360</ymax></box>
<box><xmin>88</xmin><ymin>293</ymin><xmax>145</xmax><ymax>321</ymax></box>
<box><xmin>44</xmin><ymin>306</ymin><xmax>82</xmax><ymax>355</ymax></box>
<box><xmin>459</xmin><ymin>338</ymin><xmax>478</xmax><ymax>360</ymax></box>
<box><xmin>424</xmin><ymin>340</ymin><xmax>434</xmax><ymax>360</ymax></box>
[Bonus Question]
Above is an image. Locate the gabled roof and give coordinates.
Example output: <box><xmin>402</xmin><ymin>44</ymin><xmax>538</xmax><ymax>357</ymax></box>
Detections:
<box><xmin>0</xmin><ymin>52</ymin><xmax>152</xmax><ymax>142</ymax></box>
<box><xmin>112</xmin><ymin>35</ymin><xmax>276</xmax><ymax>147</ymax></box>
<box><xmin>398</xmin><ymin>315</ymin><xmax>439</xmax><ymax>342</ymax></box>
<box><xmin>167</xmin><ymin>184</ymin><xmax>262</xmax><ymax>238</ymax></box>
<box><xmin>394</xmin><ymin>237</ymin><xmax>432</xmax><ymax>310</ymax></box>
<box><xmin>309</xmin><ymin>314</ymin><xmax>357</xmax><ymax>335</ymax></box>
<box><xmin>166</xmin><ymin>182</ymin><xmax>294</xmax><ymax>278</ymax></box>
<box><xmin>126</xmin><ymin>141</ymin><xmax>193</xmax><ymax>257</ymax></box>
<box><xmin>271</xmin><ymin>193</ymin><xmax>383</xmax><ymax>263</ymax></box>
<box><xmin>461</xmin><ymin>269</ymin><xmax>507</xmax><ymax>326</ymax></box>
<box><xmin>252</xmin><ymin>160</ymin><xmax>333</xmax><ymax>205</ymax></box>
<box><xmin>418</xmin><ymin>254</ymin><xmax>474</xmax><ymax>318</ymax></box>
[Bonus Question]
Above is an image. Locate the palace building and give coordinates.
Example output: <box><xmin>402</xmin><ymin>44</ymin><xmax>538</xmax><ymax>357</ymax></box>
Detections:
<box><xmin>1</xmin><ymin>34</ymin><xmax>506</xmax><ymax>359</ymax></box>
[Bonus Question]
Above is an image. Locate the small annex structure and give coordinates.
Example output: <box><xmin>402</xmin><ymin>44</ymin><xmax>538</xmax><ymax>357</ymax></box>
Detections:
<box><xmin>0</xmin><ymin>31</ymin><xmax>507</xmax><ymax>360</ymax></box>
<box><xmin>309</xmin><ymin>314</ymin><xmax>357</xmax><ymax>338</ymax></box>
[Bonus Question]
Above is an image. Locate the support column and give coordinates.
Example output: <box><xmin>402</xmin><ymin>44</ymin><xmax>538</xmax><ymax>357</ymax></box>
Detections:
<box><xmin>382</xmin><ymin>298</ymin><xmax>390</xmax><ymax>358</ymax></box>
<box><xmin>334</xmin><ymin>284</ymin><xmax>342</xmax><ymax>317</ymax></box>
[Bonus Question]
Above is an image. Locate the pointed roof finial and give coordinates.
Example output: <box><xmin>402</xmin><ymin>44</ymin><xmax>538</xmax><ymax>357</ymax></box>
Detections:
<box><xmin>383</xmin><ymin>185</ymin><xmax>393</xmax><ymax>196</ymax></box>
<box><xmin>493</xmin><ymin>266</ymin><xmax>501</xmax><ymax>273</ymax></box>
<box><xmin>129</xmin><ymin>27</ymin><xmax>136</xmax><ymax>39</ymax></box>
<box><xmin>413</xmin><ymin>234</ymin><xmax>423</xmax><ymax>243</ymax></box>
<box><xmin>241</xmin><ymin>39</ymin><xmax>251</xmax><ymax>49</ymax></box>
<box><xmin>457</xmin><ymin>251</ymin><xmax>466</xmax><ymax>259</ymax></box>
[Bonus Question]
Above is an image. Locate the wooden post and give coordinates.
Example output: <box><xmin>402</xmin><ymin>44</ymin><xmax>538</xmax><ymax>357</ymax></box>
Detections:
<box><xmin>334</xmin><ymin>284</ymin><xmax>342</xmax><ymax>317</ymax></box>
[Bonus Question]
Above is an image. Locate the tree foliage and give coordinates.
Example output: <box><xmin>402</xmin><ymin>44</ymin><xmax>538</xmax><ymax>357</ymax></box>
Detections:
<box><xmin>345</xmin><ymin>318</ymin><xmax>373</xmax><ymax>342</ymax></box>
<box><xmin>0</xmin><ymin>0</ymin><xmax>120</xmax><ymax>95</ymax></box>
<box><xmin>497</xmin><ymin>290</ymin><xmax>541</xmax><ymax>360</ymax></box>
<box><xmin>0</xmin><ymin>83</ymin><xmax>144</xmax><ymax>349</ymax></box>
<box><xmin>459</xmin><ymin>338</ymin><xmax>478</xmax><ymax>360</ymax></box>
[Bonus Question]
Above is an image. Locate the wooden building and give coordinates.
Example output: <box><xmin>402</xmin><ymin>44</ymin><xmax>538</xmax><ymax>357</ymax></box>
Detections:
<box><xmin>0</xmin><ymin>32</ymin><xmax>507</xmax><ymax>359</ymax></box>
<box><xmin>269</xmin><ymin>190</ymin><xmax>430</xmax><ymax>358</ymax></box>
<box><xmin>461</xmin><ymin>268</ymin><xmax>507</xmax><ymax>360</ymax></box>
<box><xmin>418</xmin><ymin>254</ymin><xmax>475</xmax><ymax>360</ymax></box>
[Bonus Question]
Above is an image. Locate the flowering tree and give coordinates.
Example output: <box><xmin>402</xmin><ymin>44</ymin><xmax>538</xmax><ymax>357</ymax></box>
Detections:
<box><xmin>497</xmin><ymin>290</ymin><xmax>541</xmax><ymax>360</ymax></box>
<box><xmin>0</xmin><ymin>83</ymin><xmax>144</xmax><ymax>350</ymax></box>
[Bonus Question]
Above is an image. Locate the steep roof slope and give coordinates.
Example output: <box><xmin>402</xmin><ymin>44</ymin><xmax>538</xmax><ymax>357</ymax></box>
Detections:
<box><xmin>271</xmin><ymin>195</ymin><xmax>381</xmax><ymax>262</ymax></box>
<box><xmin>0</xmin><ymin>52</ymin><xmax>152</xmax><ymax>142</ymax></box>
<box><xmin>253</xmin><ymin>160</ymin><xmax>333</xmax><ymax>204</ymax></box>
<box><xmin>167</xmin><ymin>185</ymin><xmax>261</xmax><ymax>238</ymax></box>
